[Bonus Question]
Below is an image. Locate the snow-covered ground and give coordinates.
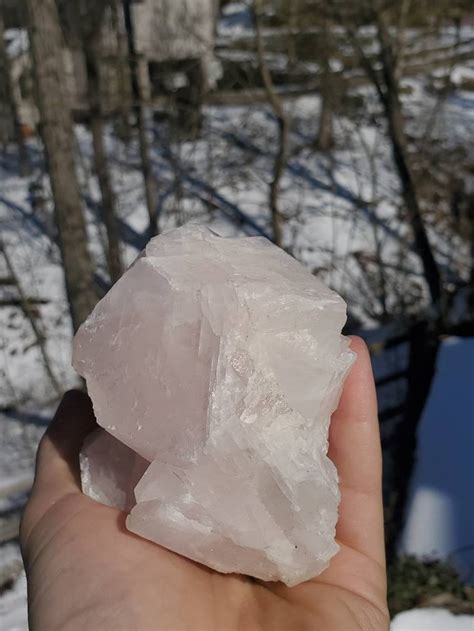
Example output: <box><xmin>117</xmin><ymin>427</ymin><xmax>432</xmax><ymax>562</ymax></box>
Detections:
<box><xmin>0</xmin><ymin>572</ymin><xmax>27</xmax><ymax>631</ymax></box>
<box><xmin>391</xmin><ymin>608</ymin><xmax>474</xmax><ymax>630</ymax></box>
<box><xmin>2</xmin><ymin>76</ymin><xmax>473</xmax><ymax>406</ymax></box>
<box><xmin>0</xmin><ymin>546</ymin><xmax>26</xmax><ymax>631</ymax></box>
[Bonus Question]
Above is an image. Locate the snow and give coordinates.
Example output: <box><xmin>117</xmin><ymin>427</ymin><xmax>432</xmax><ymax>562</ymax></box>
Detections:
<box><xmin>451</xmin><ymin>64</ymin><xmax>474</xmax><ymax>86</ymax></box>
<box><xmin>219</xmin><ymin>2</ymin><xmax>253</xmax><ymax>38</ymax></box>
<box><xmin>0</xmin><ymin>573</ymin><xmax>27</xmax><ymax>631</ymax></box>
<box><xmin>0</xmin><ymin>545</ymin><xmax>27</xmax><ymax>631</ymax></box>
<box><xmin>400</xmin><ymin>338</ymin><xmax>474</xmax><ymax>584</ymax></box>
<box><xmin>4</xmin><ymin>29</ymin><xmax>28</xmax><ymax>60</ymax></box>
<box><xmin>391</xmin><ymin>608</ymin><xmax>474</xmax><ymax>630</ymax></box>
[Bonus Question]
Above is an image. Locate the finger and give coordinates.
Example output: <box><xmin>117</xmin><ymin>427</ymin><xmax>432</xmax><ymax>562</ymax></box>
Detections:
<box><xmin>35</xmin><ymin>389</ymin><xmax>96</xmax><ymax>491</ymax></box>
<box><xmin>328</xmin><ymin>336</ymin><xmax>385</xmax><ymax>567</ymax></box>
<box><xmin>22</xmin><ymin>391</ymin><xmax>96</xmax><ymax>535</ymax></box>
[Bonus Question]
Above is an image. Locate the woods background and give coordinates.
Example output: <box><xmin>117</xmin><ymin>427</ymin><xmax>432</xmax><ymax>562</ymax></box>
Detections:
<box><xmin>1</xmin><ymin>0</ymin><xmax>474</xmax><ymax>621</ymax></box>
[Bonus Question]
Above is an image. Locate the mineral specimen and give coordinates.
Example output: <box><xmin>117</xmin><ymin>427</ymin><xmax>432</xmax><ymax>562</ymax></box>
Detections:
<box><xmin>73</xmin><ymin>224</ymin><xmax>355</xmax><ymax>586</ymax></box>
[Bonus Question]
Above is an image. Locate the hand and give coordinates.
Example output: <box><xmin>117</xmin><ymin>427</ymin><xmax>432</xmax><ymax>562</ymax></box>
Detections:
<box><xmin>20</xmin><ymin>337</ymin><xmax>389</xmax><ymax>630</ymax></box>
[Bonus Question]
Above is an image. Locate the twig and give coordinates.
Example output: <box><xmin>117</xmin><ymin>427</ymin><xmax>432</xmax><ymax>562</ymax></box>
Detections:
<box><xmin>0</xmin><ymin>239</ymin><xmax>62</xmax><ymax>395</ymax></box>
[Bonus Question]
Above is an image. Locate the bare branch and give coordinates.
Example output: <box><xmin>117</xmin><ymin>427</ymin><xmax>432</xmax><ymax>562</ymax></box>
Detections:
<box><xmin>0</xmin><ymin>239</ymin><xmax>62</xmax><ymax>395</ymax></box>
<box><xmin>254</xmin><ymin>0</ymin><xmax>289</xmax><ymax>247</ymax></box>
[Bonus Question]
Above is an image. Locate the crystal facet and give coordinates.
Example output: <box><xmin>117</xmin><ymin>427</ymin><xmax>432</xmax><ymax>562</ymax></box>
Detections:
<box><xmin>73</xmin><ymin>224</ymin><xmax>355</xmax><ymax>586</ymax></box>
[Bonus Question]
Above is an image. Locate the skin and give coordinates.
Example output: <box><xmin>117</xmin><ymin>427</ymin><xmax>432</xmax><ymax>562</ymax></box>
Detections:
<box><xmin>20</xmin><ymin>336</ymin><xmax>389</xmax><ymax>630</ymax></box>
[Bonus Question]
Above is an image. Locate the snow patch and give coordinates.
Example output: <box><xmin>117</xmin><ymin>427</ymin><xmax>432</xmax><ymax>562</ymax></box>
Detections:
<box><xmin>391</xmin><ymin>608</ymin><xmax>474</xmax><ymax>630</ymax></box>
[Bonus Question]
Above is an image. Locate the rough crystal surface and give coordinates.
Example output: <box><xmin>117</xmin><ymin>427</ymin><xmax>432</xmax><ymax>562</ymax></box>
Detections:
<box><xmin>73</xmin><ymin>224</ymin><xmax>355</xmax><ymax>586</ymax></box>
<box><xmin>80</xmin><ymin>429</ymin><xmax>149</xmax><ymax>513</ymax></box>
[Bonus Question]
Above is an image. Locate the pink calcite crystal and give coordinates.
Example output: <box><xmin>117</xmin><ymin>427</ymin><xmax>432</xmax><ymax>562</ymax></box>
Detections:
<box><xmin>73</xmin><ymin>224</ymin><xmax>354</xmax><ymax>586</ymax></box>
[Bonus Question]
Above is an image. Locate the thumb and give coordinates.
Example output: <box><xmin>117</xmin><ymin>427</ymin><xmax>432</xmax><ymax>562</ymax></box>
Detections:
<box><xmin>20</xmin><ymin>390</ymin><xmax>96</xmax><ymax>546</ymax></box>
<box><xmin>328</xmin><ymin>336</ymin><xmax>385</xmax><ymax>567</ymax></box>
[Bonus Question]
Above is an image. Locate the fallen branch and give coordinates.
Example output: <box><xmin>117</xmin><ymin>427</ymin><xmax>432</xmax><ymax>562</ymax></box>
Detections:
<box><xmin>0</xmin><ymin>297</ymin><xmax>49</xmax><ymax>308</ymax></box>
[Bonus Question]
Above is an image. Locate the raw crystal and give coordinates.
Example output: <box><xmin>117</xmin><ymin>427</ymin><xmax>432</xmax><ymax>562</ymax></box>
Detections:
<box><xmin>80</xmin><ymin>429</ymin><xmax>149</xmax><ymax>513</ymax></box>
<box><xmin>73</xmin><ymin>224</ymin><xmax>355</xmax><ymax>586</ymax></box>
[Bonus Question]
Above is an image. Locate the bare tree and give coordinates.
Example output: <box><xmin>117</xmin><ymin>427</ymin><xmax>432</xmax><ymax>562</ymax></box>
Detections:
<box><xmin>375</xmin><ymin>9</ymin><xmax>442</xmax><ymax>309</ymax></box>
<box><xmin>0</xmin><ymin>6</ymin><xmax>10</xmax><ymax>146</ymax></box>
<box><xmin>89</xmin><ymin>89</ymin><xmax>124</xmax><ymax>283</ymax></box>
<box><xmin>123</xmin><ymin>0</ymin><xmax>157</xmax><ymax>237</ymax></box>
<box><xmin>0</xmin><ymin>4</ymin><xmax>30</xmax><ymax>176</ymax></box>
<box><xmin>316</xmin><ymin>19</ymin><xmax>335</xmax><ymax>151</ymax></box>
<box><xmin>111</xmin><ymin>0</ymin><xmax>132</xmax><ymax>142</ymax></box>
<box><xmin>254</xmin><ymin>0</ymin><xmax>289</xmax><ymax>247</ymax></box>
<box><xmin>26</xmin><ymin>0</ymin><xmax>97</xmax><ymax>331</ymax></box>
<box><xmin>465</xmin><ymin>192</ymin><xmax>474</xmax><ymax>323</ymax></box>
<box><xmin>73</xmin><ymin>1</ymin><xmax>124</xmax><ymax>282</ymax></box>
<box><xmin>328</xmin><ymin>0</ymin><xmax>442</xmax><ymax>310</ymax></box>
<box><xmin>286</xmin><ymin>0</ymin><xmax>299</xmax><ymax>69</ymax></box>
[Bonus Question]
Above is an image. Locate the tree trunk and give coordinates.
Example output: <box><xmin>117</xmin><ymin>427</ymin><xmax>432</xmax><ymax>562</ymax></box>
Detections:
<box><xmin>90</xmin><ymin>114</ymin><xmax>123</xmax><ymax>282</ymax></box>
<box><xmin>175</xmin><ymin>60</ymin><xmax>204</xmax><ymax>140</ymax></box>
<box><xmin>286</xmin><ymin>0</ymin><xmax>298</xmax><ymax>69</ymax></box>
<box><xmin>255</xmin><ymin>0</ymin><xmax>288</xmax><ymax>247</ymax></box>
<box><xmin>84</xmin><ymin>34</ymin><xmax>123</xmax><ymax>283</ymax></box>
<box><xmin>0</xmin><ymin>9</ymin><xmax>10</xmax><ymax>146</ymax></box>
<box><xmin>26</xmin><ymin>0</ymin><xmax>97</xmax><ymax>332</ymax></box>
<box><xmin>384</xmin><ymin>321</ymin><xmax>440</xmax><ymax>561</ymax></box>
<box><xmin>315</xmin><ymin>16</ymin><xmax>334</xmax><ymax>151</ymax></box>
<box><xmin>0</xmin><ymin>9</ymin><xmax>30</xmax><ymax>176</ymax></box>
<box><xmin>376</xmin><ymin>16</ymin><xmax>442</xmax><ymax>310</ymax></box>
<box><xmin>385</xmin><ymin>99</ymin><xmax>441</xmax><ymax>307</ymax></box>
<box><xmin>111</xmin><ymin>0</ymin><xmax>132</xmax><ymax>143</ymax></box>
<box><xmin>316</xmin><ymin>60</ymin><xmax>334</xmax><ymax>151</ymax></box>
<box><xmin>269</xmin><ymin>115</ymin><xmax>288</xmax><ymax>247</ymax></box>
<box><xmin>468</xmin><ymin>194</ymin><xmax>474</xmax><ymax>321</ymax></box>
<box><xmin>123</xmin><ymin>0</ymin><xmax>157</xmax><ymax>237</ymax></box>
<box><xmin>326</xmin><ymin>3</ymin><xmax>442</xmax><ymax>309</ymax></box>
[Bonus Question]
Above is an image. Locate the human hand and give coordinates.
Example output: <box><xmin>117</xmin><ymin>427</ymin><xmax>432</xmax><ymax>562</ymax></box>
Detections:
<box><xmin>20</xmin><ymin>337</ymin><xmax>389</xmax><ymax>630</ymax></box>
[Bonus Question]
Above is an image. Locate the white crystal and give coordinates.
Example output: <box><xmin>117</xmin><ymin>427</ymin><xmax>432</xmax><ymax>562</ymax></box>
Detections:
<box><xmin>80</xmin><ymin>429</ymin><xmax>149</xmax><ymax>512</ymax></box>
<box><xmin>73</xmin><ymin>224</ymin><xmax>355</xmax><ymax>586</ymax></box>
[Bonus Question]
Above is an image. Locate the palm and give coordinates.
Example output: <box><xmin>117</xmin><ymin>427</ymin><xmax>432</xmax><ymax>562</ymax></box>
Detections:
<box><xmin>21</xmin><ymin>338</ymin><xmax>389</xmax><ymax>631</ymax></box>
